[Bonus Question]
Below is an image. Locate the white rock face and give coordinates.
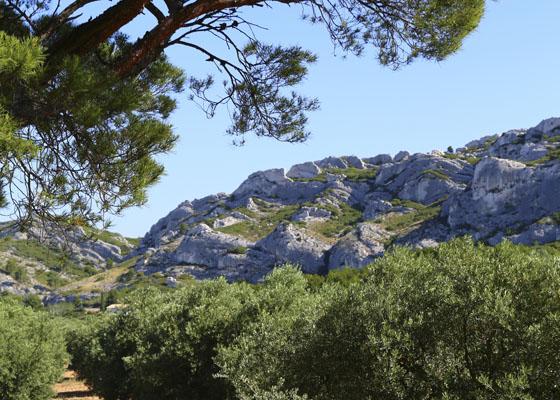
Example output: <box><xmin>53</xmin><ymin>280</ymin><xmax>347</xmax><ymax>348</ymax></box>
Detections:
<box><xmin>518</xmin><ymin>143</ymin><xmax>548</xmax><ymax>161</ymax></box>
<box><xmin>494</xmin><ymin>130</ymin><xmax>524</xmax><ymax>147</ymax></box>
<box><xmin>175</xmin><ymin>224</ymin><xmax>251</xmax><ymax>266</ymax></box>
<box><xmin>292</xmin><ymin>207</ymin><xmax>332</xmax><ymax>222</ymax></box>
<box><xmin>315</xmin><ymin>156</ymin><xmax>347</xmax><ymax>169</ymax></box>
<box><xmin>256</xmin><ymin>224</ymin><xmax>330</xmax><ymax>274</ymax></box>
<box><xmin>232</xmin><ymin>168</ymin><xmax>289</xmax><ymax>199</ymax></box>
<box><xmin>287</xmin><ymin>162</ymin><xmax>321</xmax><ymax>179</ymax></box>
<box><xmin>471</xmin><ymin>158</ymin><xmax>531</xmax><ymax>210</ymax></box>
<box><xmin>342</xmin><ymin>156</ymin><xmax>365</xmax><ymax>169</ymax></box>
<box><xmin>213</xmin><ymin>212</ymin><xmax>250</xmax><ymax>229</ymax></box>
<box><xmin>328</xmin><ymin>223</ymin><xmax>388</xmax><ymax>270</ymax></box>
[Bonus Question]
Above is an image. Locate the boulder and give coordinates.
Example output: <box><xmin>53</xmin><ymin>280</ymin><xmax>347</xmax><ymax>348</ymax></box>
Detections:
<box><xmin>342</xmin><ymin>155</ymin><xmax>365</xmax><ymax>169</ymax></box>
<box><xmin>493</xmin><ymin>129</ymin><xmax>524</xmax><ymax>147</ymax></box>
<box><xmin>315</xmin><ymin>156</ymin><xmax>347</xmax><ymax>169</ymax></box>
<box><xmin>398</xmin><ymin>173</ymin><xmax>464</xmax><ymax>204</ymax></box>
<box><xmin>174</xmin><ymin>224</ymin><xmax>253</xmax><ymax>269</ymax></box>
<box><xmin>394</xmin><ymin>150</ymin><xmax>410</xmax><ymax>162</ymax></box>
<box><xmin>363</xmin><ymin>199</ymin><xmax>392</xmax><ymax>220</ymax></box>
<box><xmin>256</xmin><ymin>223</ymin><xmax>330</xmax><ymax>274</ymax></box>
<box><xmin>232</xmin><ymin>168</ymin><xmax>289</xmax><ymax>199</ymax></box>
<box><xmin>328</xmin><ymin>224</ymin><xmax>387</xmax><ymax>270</ymax></box>
<box><xmin>287</xmin><ymin>162</ymin><xmax>321</xmax><ymax>179</ymax></box>
<box><xmin>213</xmin><ymin>215</ymin><xmax>248</xmax><ymax>229</ymax></box>
<box><xmin>231</xmin><ymin>168</ymin><xmax>325</xmax><ymax>204</ymax></box>
<box><xmin>533</xmin><ymin>117</ymin><xmax>560</xmax><ymax>138</ymax></box>
<box><xmin>363</xmin><ymin>154</ymin><xmax>392</xmax><ymax>165</ymax></box>
<box><xmin>519</xmin><ymin>143</ymin><xmax>548</xmax><ymax>161</ymax></box>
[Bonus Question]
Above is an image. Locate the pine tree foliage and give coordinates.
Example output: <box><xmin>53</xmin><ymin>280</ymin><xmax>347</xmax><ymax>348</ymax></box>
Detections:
<box><xmin>0</xmin><ymin>0</ymin><xmax>485</xmax><ymax>226</ymax></box>
<box><xmin>0</xmin><ymin>27</ymin><xmax>184</xmax><ymax>227</ymax></box>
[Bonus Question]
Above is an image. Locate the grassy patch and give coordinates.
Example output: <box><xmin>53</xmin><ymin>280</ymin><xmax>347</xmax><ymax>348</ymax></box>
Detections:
<box><xmin>379</xmin><ymin>204</ymin><xmax>441</xmax><ymax>232</ymax></box>
<box><xmin>227</xmin><ymin>246</ymin><xmax>248</xmax><ymax>255</ymax></box>
<box><xmin>421</xmin><ymin>169</ymin><xmax>450</xmax><ymax>181</ymax></box>
<box><xmin>482</xmin><ymin>136</ymin><xmax>498</xmax><ymax>150</ymax></box>
<box><xmin>234</xmin><ymin>207</ymin><xmax>258</xmax><ymax>219</ymax></box>
<box><xmin>204</xmin><ymin>207</ymin><xmax>259</xmax><ymax>228</ymax></box>
<box><xmin>35</xmin><ymin>270</ymin><xmax>68</xmax><ymax>288</ymax></box>
<box><xmin>291</xmin><ymin>174</ymin><xmax>328</xmax><ymax>183</ymax></box>
<box><xmin>325</xmin><ymin>167</ymin><xmax>378</xmax><ymax>181</ymax></box>
<box><xmin>0</xmin><ymin>237</ymin><xmax>93</xmax><ymax>278</ymax></box>
<box><xmin>544</xmin><ymin>134</ymin><xmax>560</xmax><ymax>143</ymax></box>
<box><xmin>291</xmin><ymin>167</ymin><xmax>378</xmax><ymax>183</ymax></box>
<box><xmin>0</xmin><ymin>258</ymin><xmax>28</xmax><ymax>282</ymax></box>
<box><xmin>390</xmin><ymin>198</ymin><xmax>425</xmax><ymax>210</ymax></box>
<box><xmin>524</xmin><ymin>147</ymin><xmax>560</xmax><ymax>167</ymax></box>
<box><xmin>60</xmin><ymin>256</ymin><xmax>139</xmax><ymax>294</ymax></box>
<box><xmin>217</xmin><ymin>205</ymin><xmax>300</xmax><ymax>241</ymax></box>
<box><xmin>443</xmin><ymin>153</ymin><xmax>480</xmax><ymax>165</ymax></box>
<box><xmin>312</xmin><ymin>202</ymin><xmax>362</xmax><ymax>238</ymax></box>
<box><xmin>537</xmin><ymin>211</ymin><xmax>560</xmax><ymax>225</ymax></box>
<box><xmin>83</xmin><ymin>228</ymin><xmax>136</xmax><ymax>255</ymax></box>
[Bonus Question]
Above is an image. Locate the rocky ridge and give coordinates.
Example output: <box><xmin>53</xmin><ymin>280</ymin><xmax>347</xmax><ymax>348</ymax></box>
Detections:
<box><xmin>131</xmin><ymin>118</ymin><xmax>560</xmax><ymax>282</ymax></box>
<box><xmin>0</xmin><ymin>221</ymin><xmax>136</xmax><ymax>299</ymax></box>
<box><xmin>1</xmin><ymin>117</ymin><xmax>559</xmax><ymax>296</ymax></box>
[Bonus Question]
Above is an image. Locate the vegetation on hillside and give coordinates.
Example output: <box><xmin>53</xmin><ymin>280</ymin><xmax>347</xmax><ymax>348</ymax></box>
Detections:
<box><xmin>216</xmin><ymin>204</ymin><xmax>300</xmax><ymax>241</ymax></box>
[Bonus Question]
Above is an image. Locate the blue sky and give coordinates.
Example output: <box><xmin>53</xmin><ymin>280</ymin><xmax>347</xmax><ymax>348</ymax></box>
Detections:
<box><xmin>106</xmin><ymin>1</ymin><xmax>560</xmax><ymax>237</ymax></box>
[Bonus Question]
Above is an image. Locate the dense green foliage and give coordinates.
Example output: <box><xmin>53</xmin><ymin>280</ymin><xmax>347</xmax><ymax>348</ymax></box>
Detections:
<box><xmin>0</xmin><ymin>26</ymin><xmax>182</xmax><ymax>227</ymax></box>
<box><xmin>0</xmin><ymin>298</ymin><xmax>67</xmax><ymax>400</ymax></box>
<box><xmin>68</xmin><ymin>271</ymin><xmax>310</xmax><ymax>400</ymax></box>
<box><xmin>69</xmin><ymin>238</ymin><xmax>560</xmax><ymax>399</ymax></box>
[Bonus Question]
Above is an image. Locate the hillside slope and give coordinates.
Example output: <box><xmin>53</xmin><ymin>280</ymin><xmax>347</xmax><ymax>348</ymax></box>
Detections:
<box><xmin>131</xmin><ymin>118</ymin><xmax>560</xmax><ymax>282</ymax></box>
<box><xmin>0</xmin><ymin>221</ymin><xmax>136</xmax><ymax>299</ymax></box>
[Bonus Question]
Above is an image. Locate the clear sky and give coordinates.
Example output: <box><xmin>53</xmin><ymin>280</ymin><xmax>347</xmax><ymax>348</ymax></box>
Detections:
<box><xmin>106</xmin><ymin>0</ymin><xmax>560</xmax><ymax>237</ymax></box>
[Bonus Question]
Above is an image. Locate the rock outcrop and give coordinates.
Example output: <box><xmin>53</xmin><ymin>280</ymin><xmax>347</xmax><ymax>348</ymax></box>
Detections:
<box><xmin>130</xmin><ymin>117</ymin><xmax>560</xmax><ymax>282</ymax></box>
<box><xmin>0</xmin><ymin>220</ymin><xmax>135</xmax><ymax>300</ymax></box>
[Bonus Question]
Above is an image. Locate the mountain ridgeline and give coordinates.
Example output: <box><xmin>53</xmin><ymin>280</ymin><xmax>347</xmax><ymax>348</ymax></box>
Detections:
<box><xmin>133</xmin><ymin>117</ymin><xmax>560</xmax><ymax>281</ymax></box>
<box><xmin>1</xmin><ymin>117</ymin><xmax>560</xmax><ymax>299</ymax></box>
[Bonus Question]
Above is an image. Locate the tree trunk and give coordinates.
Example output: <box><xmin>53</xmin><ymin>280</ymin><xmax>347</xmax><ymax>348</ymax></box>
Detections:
<box><xmin>47</xmin><ymin>0</ymin><xmax>151</xmax><ymax>59</ymax></box>
<box><xmin>114</xmin><ymin>0</ymin><xmax>262</xmax><ymax>77</ymax></box>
